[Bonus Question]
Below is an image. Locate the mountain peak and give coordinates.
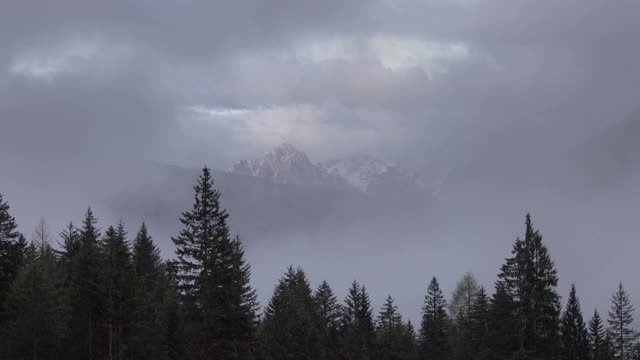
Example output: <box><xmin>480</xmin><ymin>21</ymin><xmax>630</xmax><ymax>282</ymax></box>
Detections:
<box><xmin>232</xmin><ymin>143</ymin><xmax>338</xmax><ymax>186</ymax></box>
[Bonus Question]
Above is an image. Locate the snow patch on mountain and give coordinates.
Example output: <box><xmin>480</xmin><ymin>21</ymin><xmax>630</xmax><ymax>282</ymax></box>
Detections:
<box><xmin>231</xmin><ymin>143</ymin><xmax>344</xmax><ymax>186</ymax></box>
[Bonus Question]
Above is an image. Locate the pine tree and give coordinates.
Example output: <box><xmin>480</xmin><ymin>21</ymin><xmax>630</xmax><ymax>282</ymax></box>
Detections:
<box><xmin>377</xmin><ymin>295</ymin><xmax>405</xmax><ymax>360</ymax></box>
<box><xmin>314</xmin><ymin>280</ymin><xmax>342</xmax><ymax>360</ymax></box>
<box><xmin>260</xmin><ymin>266</ymin><xmax>322</xmax><ymax>360</ymax></box>
<box><xmin>450</xmin><ymin>272</ymin><xmax>480</xmax><ymax>360</ymax></box>
<box><xmin>130</xmin><ymin>222</ymin><xmax>167</xmax><ymax>360</ymax></box>
<box><xmin>590</xmin><ymin>309</ymin><xmax>616</xmax><ymax>360</ymax></box>
<box><xmin>171</xmin><ymin>167</ymin><xmax>258</xmax><ymax>359</ymax></box>
<box><xmin>0</xmin><ymin>193</ymin><xmax>26</xmax><ymax>355</ymax></box>
<box><xmin>487</xmin><ymin>281</ymin><xmax>518</xmax><ymax>359</ymax></box>
<box><xmin>101</xmin><ymin>222</ymin><xmax>135</xmax><ymax>360</ymax></box>
<box><xmin>5</xmin><ymin>222</ymin><xmax>68</xmax><ymax>360</ymax></box>
<box><xmin>66</xmin><ymin>207</ymin><xmax>105</xmax><ymax>360</ymax></box>
<box><xmin>341</xmin><ymin>281</ymin><xmax>377</xmax><ymax>360</ymax></box>
<box><xmin>498</xmin><ymin>213</ymin><xmax>561</xmax><ymax>359</ymax></box>
<box><xmin>590</xmin><ymin>309</ymin><xmax>608</xmax><ymax>360</ymax></box>
<box><xmin>470</xmin><ymin>287</ymin><xmax>490</xmax><ymax>360</ymax></box>
<box><xmin>402</xmin><ymin>320</ymin><xmax>420</xmax><ymax>360</ymax></box>
<box><xmin>560</xmin><ymin>284</ymin><xmax>589</xmax><ymax>360</ymax></box>
<box><xmin>57</xmin><ymin>222</ymin><xmax>81</xmax><ymax>278</ymax></box>
<box><xmin>630</xmin><ymin>343</ymin><xmax>640</xmax><ymax>360</ymax></box>
<box><xmin>419</xmin><ymin>276</ymin><xmax>450</xmax><ymax>360</ymax></box>
<box><xmin>608</xmin><ymin>282</ymin><xmax>638</xmax><ymax>360</ymax></box>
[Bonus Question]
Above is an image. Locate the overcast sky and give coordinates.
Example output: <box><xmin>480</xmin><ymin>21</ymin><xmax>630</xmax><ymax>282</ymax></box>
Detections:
<box><xmin>2</xmin><ymin>0</ymin><xmax>640</xmax><ymax>321</ymax></box>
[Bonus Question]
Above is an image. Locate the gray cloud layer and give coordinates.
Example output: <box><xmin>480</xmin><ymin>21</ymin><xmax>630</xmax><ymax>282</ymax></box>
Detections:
<box><xmin>2</xmin><ymin>0</ymin><xmax>640</xmax><ymax>321</ymax></box>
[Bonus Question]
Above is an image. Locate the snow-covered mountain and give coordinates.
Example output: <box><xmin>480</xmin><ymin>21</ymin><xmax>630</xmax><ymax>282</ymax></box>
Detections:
<box><xmin>232</xmin><ymin>143</ymin><xmax>346</xmax><ymax>187</ymax></box>
<box><xmin>321</xmin><ymin>155</ymin><xmax>428</xmax><ymax>193</ymax></box>
<box><xmin>231</xmin><ymin>144</ymin><xmax>431</xmax><ymax>193</ymax></box>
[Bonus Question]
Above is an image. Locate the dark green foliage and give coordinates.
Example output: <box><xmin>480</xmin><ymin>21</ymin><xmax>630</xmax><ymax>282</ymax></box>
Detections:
<box><xmin>314</xmin><ymin>280</ymin><xmax>342</xmax><ymax>359</ymax></box>
<box><xmin>497</xmin><ymin>213</ymin><xmax>561</xmax><ymax>359</ymax></box>
<box><xmin>0</xmin><ymin>193</ymin><xmax>26</xmax><ymax>353</ymax></box>
<box><xmin>130</xmin><ymin>222</ymin><xmax>168</xmax><ymax>360</ymax></box>
<box><xmin>171</xmin><ymin>167</ymin><xmax>258</xmax><ymax>359</ymax></box>
<box><xmin>402</xmin><ymin>320</ymin><xmax>421</xmax><ymax>360</ymax></box>
<box><xmin>101</xmin><ymin>222</ymin><xmax>136</xmax><ymax>360</ymax></box>
<box><xmin>608</xmin><ymin>282</ymin><xmax>638</xmax><ymax>360</ymax></box>
<box><xmin>66</xmin><ymin>207</ymin><xmax>105</xmax><ymax>360</ymax></box>
<box><xmin>260</xmin><ymin>266</ymin><xmax>323</xmax><ymax>360</ymax></box>
<box><xmin>469</xmin><ymin>287</ymin><xmax>490</xmax><ymax>360</ymax></box>
<box><xmin>57</xmin><ymin>222</ymin><xmax>81</xmax><ymax>277</ymax></box>
<box><xmin>340</xmin><ymin>281</ymin><xmax>377</xmax><ymax>360</ymax></box>
<box><xmin>560</xmin><ymin>284</ymin><xmax>589</xmax><ymax>360</ymax></box>
<box><xmin>419</xmin><ymin>276</ymin><xmax>450</xmax><ymax>360</ymax></box>
<box><xmin>377</xmin><ymin>295</ymin><xmax>407</xmax><ymax>360</ymax></box>
<box><xmin>6</xmin><ymin>232</ymin><xmax>68</xmax><ymax>360</ymax></box>
<box><xmin>590</xmin><ymin>309</ymin><xmax>615</xmax><ymax>360</ymax></box>
<box><xmin>487</xmin><ymin>281</ymin><xmax>518</xmax><ymax>359</ymax></box>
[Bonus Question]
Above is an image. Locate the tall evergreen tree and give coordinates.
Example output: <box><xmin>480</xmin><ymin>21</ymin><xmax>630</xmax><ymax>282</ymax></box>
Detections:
<box><xmin>6</xmin><ymin>224</ymin><xmax>68</xmax><ymax>360</ymax></box>
<box><xmin>402</xmin><ymin>320</ymin><xmax>420</xmax><ymax>360</ymax></box>
<box><xmin>487</xmin><ymin>281</ymin><xmax>518</xmax><ymax>360</ymax></box>
<box><xmin>101</xmin><ymin>222</ymin><xmax>135</xmax><ymax>360</ymax></box>
<box><xmin>498</xmin><ymin>213</ymin><xmax>561</xmax><ymax>359</ymax></box>
<box><xmin>469</xmin><ymin>287</ymin><xmax>490</xmax><ymax>360</ymax></box>
<box><xmin>171</xmin><ymin>167</ymin><xmax>258</xmax><ymax>359</ymax></box>
<box><xmin>608</xmin><ymin>282</ymin><xmax>638</xmax><ymax>360</ymax></box>
<box><xmin>130</xmin><ymin>222</ymin><xmax>167</xmax><ymax>360</ymax></box>
<box><xmin>57</xmin><ymin>222</ymin><xmax>81</xmax><ymax>278</ymax></box>
<box><xmin>66</xmin><ymin>207</ymin><xmax>105</xmax><ymax>360</ymax></box>
<box><xmin>260</xmin><ymin>266</ymin><xmax>322</xmax><ymax>360</ymax></box>
<box><xmin>341</xmin><ymin>281</ymin><xmax>377</xmax><ymax>360</ymax></box>
<box><xmin>0</xmin><ymin>193</ymin><xmax>26</xmax><ymax>355</ymax></box>
<box><xmin>450</xmin><ymin>272</ymin><xmax>480</xmax><ymax>360</ymax></box>
<box><xmin>560</xmin><ymin>284</ymin><xmax>589</xmax><ymax>360</ymax></box>
<box><xmin>314</xmin><ymin>280</ymin><xmax>342</xmax><ymax>360</ymax></box>
<box><xmin>377</xmin><ymin>295</ymin><xmax>405</xmax><ymax>360</ymax></box>
<box><xmin>419</xmin><ymin>276</ymin><xmax>450</xmax><ymax>360</ymax></box>
<box><xmin>590</xmin><ymin>309</ymin><xmax>614</xmax><ymax>360</ymax></box>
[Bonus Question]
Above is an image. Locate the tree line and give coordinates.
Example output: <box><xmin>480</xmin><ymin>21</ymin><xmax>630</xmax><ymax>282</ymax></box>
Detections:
<box><xmin>0</xmin><ymin>167</ymin><xmax>638</xmax><ymax>360</ymax></box>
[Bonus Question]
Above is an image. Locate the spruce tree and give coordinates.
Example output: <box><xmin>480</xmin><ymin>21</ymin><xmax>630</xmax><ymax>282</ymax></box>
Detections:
<box><xmin>560</xmin><ymin>284</ymin><xmax>589</xmax><ymax>360</ymax></box>
<box><xmin>487</xmin><ymin>281</ymin><xmax>518</xmax><ymax>359</ymax></box>
<box><xmin>419</xmin><ymin>276</ymin><xmax>450</xmax><ymax>360</ymax></box>
<box><xmin>6</xmin><ymin>226</ymin><xmax>68</xmax><ymax>360</ymax></box>
<box><xmin>171</xmin><ymin>167</ymin><xmax>258</xmax><ymax>359</ymax></box>
<box><xmin>314</xmin><ymin>280</ymin><xmax>342</xmax><ymax>359</ymax></box>
<box><xmin>66</xmin><ymin>207</ymin><xmax>105</xmax><ymax>360</ymax></box>
<box><xmin>130</xmin><ymin>222</ymin><xmax>167</xmax><ymax>360</ymax></box>
<box><xmin>590</xmin><ymin>309</ymin><xmax>615</xmax><ymax>360</ymax></box>
<box><xmin>0</xmin><ymin>193</ymin><xmax>26</xmax><ymax>355</ymax></box>
<box><xmin>498</xmin><ymin>213</ymin><xmax>561</xmax><ymax>359</ymax></box>
<box><xmin>608</xmin><ymin>282</ymin><xmax>638</xmax><ymax>360</ymax></box>
<box><xmin>101</xmin><ymin>222</ymin><xmax>135</xmax><ymax>360</ymax></box>
<box><xmin>260</xmin><ymin>266</ymin><xmax>322</xmax><ymax>360</ymax></box>
<box><xmin>402</xmin><ymin>320</ymin><xmax>420</xmax><ymax>360</ymax></box>
<box><xmin>377</xmin><ymin>295</ymin><xmax>405</xmax><ymax>360</ymax></box>
<box><xmin>57</xmin><ymin>222</ymin><xmax>81</xmax><ymax>278</ymax></box>
<box><xmin>470</xmin><ymin>287</ymin><xmax>490</xmax><ymax>360</ymax></box>
<box><xmin>341</xmin><ymin>281</ymin><xmax>377</xmax><ymax>360</ymax></box>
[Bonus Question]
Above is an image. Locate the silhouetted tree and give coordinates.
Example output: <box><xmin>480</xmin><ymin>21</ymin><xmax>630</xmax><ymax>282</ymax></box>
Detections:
<box><xmin>560</xmin><ymin>284</ymin><xmax>589</xmax><ymax>360</ymax></box>
<box><xmin>498</xmin><ymin>213</ymin><xmax>561</xmax><ymax>359</ymax></box>
<box><xmin>608</xmin><ymin>283</ymin><xmax>638</xmax><ymax>360</ymax></box>
<box><xmin>419</xmin><ymin>276</ymin><xmax>450</xmax><ymax>360</ymax></box>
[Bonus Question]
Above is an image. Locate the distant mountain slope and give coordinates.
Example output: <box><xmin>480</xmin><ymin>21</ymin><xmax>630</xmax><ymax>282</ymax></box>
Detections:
<box><xmin>110</xmin><ymin>145</ymin><xmax>435</xmax><ymax>245</ymax></box>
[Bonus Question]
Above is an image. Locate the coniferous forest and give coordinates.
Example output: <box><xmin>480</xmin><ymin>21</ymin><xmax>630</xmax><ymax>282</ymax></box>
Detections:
<box><xmin>1</xmin><ymin>167</ymin><xmax>640</xmax><ymax>360</ymax></box>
